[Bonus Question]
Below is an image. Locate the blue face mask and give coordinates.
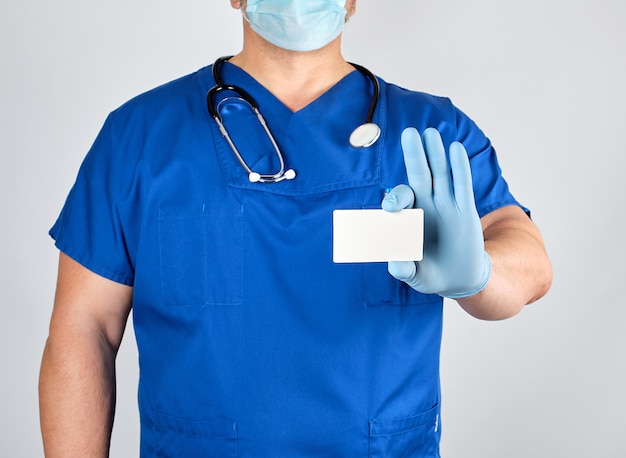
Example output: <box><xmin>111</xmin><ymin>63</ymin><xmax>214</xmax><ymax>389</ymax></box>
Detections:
<box><xmin>244</xmin><ymin>0</ymin><xmax>348</xmax><ymax>52</ymax></box>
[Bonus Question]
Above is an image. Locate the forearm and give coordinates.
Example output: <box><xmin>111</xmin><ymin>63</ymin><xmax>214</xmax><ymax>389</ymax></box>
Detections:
<box><xmin>457</xmin><ymin>208</ymin><xmax>552</xmax><ymax>320</ymax></box>
<box><xmin>39</xmin><ymin>324</ymin><xmax>117</xmax><ymax>457</ymax></box>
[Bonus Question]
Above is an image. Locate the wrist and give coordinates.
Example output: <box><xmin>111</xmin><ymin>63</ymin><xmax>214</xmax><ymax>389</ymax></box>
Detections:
<box><xmin>443</xmin><ymin>251</ymin><xmax>492</xmax><ymax>299</ymax></box>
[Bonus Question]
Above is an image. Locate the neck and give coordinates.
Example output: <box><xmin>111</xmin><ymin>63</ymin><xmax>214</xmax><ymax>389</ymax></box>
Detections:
<box><xmin>228</xmin><ymin>22</ymin><xmax>354</xmax><ymax>112</ymax></box>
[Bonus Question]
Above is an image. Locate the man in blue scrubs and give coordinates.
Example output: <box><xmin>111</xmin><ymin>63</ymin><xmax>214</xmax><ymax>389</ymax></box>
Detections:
<box><xmin>39</xmin><ymin>1</ymin><xmax>552</xmax><ymax>456</ymax></box>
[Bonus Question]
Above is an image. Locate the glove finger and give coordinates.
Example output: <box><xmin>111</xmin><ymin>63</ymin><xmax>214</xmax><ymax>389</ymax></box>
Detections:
<box><xmin>388</xmin><ymin>260</ymin><xmax>418</xmax><ymax>285</ymax></box>
<box><xmin>382</xmin><ymin>184</ymin><xmax>415</xmax><ymax>212</ymax></box>
<box><xmin>401</xmin><ymin>128</ymin><xmax>432</xmax><ymax>199</ymax></box>
<box><xmin>422</xmin><ymin>128</ymin><xmax>453</xmax><ymax>202</ymax></box>
<box><xmin>449</xmin><ymin>141</ymin><xmax>477</xmax><ymax>212</ymax></box>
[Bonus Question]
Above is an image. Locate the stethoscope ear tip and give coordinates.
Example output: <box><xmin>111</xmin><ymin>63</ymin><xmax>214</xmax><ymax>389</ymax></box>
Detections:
<box><xmin>248</xmin><ymin>169</ymin><xmax>296</xmax><ymax>183</ymax></box>
<box><xmin>349</xmin><ymin>123</ymin><xmax>381</xmax><ymax>148</ymax></box>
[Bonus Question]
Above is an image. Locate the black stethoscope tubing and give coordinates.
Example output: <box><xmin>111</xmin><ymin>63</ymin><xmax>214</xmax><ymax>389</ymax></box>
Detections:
<box><xmin>207</xmin><ymin>55</ymin><xmax>381</xmax><ymax>183</ymax></box>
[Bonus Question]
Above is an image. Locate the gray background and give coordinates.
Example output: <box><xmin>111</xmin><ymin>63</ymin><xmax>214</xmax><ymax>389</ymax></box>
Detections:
<box><xmin>1</xmin><ymin>0</ymin><xmax>624</xmax><ymax>456</ymax></box>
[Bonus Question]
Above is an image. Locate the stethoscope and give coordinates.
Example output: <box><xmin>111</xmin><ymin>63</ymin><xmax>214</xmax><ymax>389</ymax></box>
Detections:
<box><xmin>207</xmin><ymin>55</ymin><xmax>381</xmax><ymax>183</ymax></box>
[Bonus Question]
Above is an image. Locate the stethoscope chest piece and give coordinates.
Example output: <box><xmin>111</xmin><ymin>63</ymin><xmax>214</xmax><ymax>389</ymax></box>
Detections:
<box><xmin>349</xmin><ymin>122</ymin><xmax>381</xmax><ymax>148</ymax></box>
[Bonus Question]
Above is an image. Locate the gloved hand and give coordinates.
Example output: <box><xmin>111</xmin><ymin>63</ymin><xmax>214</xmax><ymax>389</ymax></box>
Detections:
<box><xmin>382</xmin><ymin>127</ymin><xmax>491</xmax><ymax>298</ymax></box>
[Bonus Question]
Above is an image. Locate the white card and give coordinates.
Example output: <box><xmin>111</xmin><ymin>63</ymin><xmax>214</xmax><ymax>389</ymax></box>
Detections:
<box><xmin>333</xmin><ymin>209</ymin><xmax>424</xmax><ymax>263</ymax></box>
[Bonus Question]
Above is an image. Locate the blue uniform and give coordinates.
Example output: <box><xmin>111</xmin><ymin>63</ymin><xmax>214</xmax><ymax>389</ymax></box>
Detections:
<box><xmin>51</xmin><ymin>62</ymin><xmax>523</xmax><ymax>457</ymax></box>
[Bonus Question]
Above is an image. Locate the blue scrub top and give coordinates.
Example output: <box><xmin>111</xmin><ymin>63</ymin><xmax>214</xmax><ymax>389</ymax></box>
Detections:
<box><xmin>51</xmin><ymin>62</ymin><xmax>523</xmax><ymax>457</ymax></box>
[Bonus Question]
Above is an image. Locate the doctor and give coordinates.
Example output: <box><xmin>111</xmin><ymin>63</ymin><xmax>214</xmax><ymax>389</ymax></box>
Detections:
<box><xmin>39</xmin><ymin>0</ymin><xmax>552</xmax><ymax>456</ymax></box>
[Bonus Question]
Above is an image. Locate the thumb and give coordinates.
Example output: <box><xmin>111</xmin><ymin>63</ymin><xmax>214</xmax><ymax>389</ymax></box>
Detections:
<box><xmin>382</xmin><ymin>184</ymin><xmax>414</xmax><ymax>212</ymax></box>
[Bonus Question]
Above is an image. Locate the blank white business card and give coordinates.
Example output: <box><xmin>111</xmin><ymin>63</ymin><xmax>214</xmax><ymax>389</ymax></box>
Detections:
<box><xmin>333</xmin><ymin>209</ymin><xmax>424</xmax><ymax>263</ymax></box>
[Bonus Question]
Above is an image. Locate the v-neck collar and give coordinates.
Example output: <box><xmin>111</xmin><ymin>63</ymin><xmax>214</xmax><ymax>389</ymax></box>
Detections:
<box><xmin>219</xmin><ymin>61</ymin><xmax>362</xmax><ymax>117</ymax></box>
<box><xmin>201</xmin><ymin>60</ymin><xmax>388</xmax><ymax>196</ymax></box>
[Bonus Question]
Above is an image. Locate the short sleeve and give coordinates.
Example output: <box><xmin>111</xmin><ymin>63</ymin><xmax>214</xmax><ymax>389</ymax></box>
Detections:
<box><xmin>453</xmin><ymin>105</ymin><xmax>529</xmax><ymax>218</ymax></box>
<box><xmin>50</xmin><ymin>114</ymin><xmax>134</xmax><ymax>285</ymax></box>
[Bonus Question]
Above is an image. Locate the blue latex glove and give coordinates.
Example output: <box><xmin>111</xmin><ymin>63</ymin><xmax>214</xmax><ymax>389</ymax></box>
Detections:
<box><xmin>382</xmin><ymin>127</ymin><xmax>491</xmax><ymax>299</ymax></box>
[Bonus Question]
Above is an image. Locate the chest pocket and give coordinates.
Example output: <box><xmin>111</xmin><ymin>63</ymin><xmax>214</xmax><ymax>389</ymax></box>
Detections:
<box><xmin>158</xmin><ymin>204</ymin><xmax>243</xmax><ymax>306</ymax></box>
<box><xmin>365</xmin><ymin>263</ymin><xmax>440</xmax><ymax>307</ymax></box>
<box><xmin>359</xmin><ymin>200</ymin><xmax>439</xmax><ymax>307</ymax></box>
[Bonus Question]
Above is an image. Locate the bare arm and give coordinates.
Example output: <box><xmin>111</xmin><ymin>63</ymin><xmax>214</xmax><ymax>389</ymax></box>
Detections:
<box><xmin>457</xmin><ymin>205</ymin><xmax>553</xmax><ymax>320</ymax></box>
<box><xmin>39</xmin><ymin>252</ymin><xmax>133</xmax><ymax>457</ymax></box>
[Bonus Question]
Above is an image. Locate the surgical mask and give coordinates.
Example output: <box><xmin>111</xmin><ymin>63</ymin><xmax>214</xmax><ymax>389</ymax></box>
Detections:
<box><xmin>244</xmin><ymin>0</ymin><xmax>347</xmax><ymax>52</ymax></box>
